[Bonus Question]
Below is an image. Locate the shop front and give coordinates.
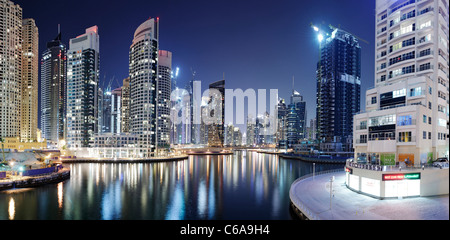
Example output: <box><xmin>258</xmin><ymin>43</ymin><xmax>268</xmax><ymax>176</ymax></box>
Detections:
<box><xmin>345</xmin><ymin>165</ymin><xmax>423</xmax><ymax>199</ymax></box>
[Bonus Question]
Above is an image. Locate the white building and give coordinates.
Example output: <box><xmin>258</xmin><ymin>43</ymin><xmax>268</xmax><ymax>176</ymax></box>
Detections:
<box><xmin>157</xmin><ymin>50</ymin><xmax>172</xmax><ymax>147</ymax></box>
<box><xmin>0</xmin><ymin>0</ymin><xmax>22</xmax><ymax>139</ymax></box>
<box><xmin>66</xmin><ymin>26</ymin><xmax>100</xmax><ymax>149</ymax></box>
<box><xmin>353</xmin><ymin>0</ymin><xmax>449</xmax><ymax>166</ymax></box>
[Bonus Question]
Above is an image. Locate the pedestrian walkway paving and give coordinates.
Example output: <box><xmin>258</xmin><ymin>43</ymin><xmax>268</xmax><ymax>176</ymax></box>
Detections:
<box><xmin>290</xmin><ymin>171</ymin><xmax>449</xmax><ymax>220</ymax></box>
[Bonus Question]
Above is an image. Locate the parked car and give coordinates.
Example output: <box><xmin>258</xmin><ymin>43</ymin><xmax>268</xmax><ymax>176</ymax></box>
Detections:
<box><xmin>433</xmin><ymin>157</ymin><xmax>449</xmax><ymax>169</ymax></box>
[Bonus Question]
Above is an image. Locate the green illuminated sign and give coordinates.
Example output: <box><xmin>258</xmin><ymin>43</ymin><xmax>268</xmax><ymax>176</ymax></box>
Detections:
<box><xmin>404</xmin><ymin>173</ymin><xmax>420</xmax><ymax>180</ymax></box>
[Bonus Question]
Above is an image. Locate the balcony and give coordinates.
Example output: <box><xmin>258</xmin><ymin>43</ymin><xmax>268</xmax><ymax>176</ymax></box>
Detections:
<box><xmin>417</xmin><ymin>64</ymin><xmax>433</xmax><ymax>72</ymax></box>
<box><xmin>355</xmin><ymin>139</ymin><xmax>367</xmax><ymax>144</ymax></box>
<box><xmin>397</xmin><ymin>135</ymin><xmax>416</xmax><ymax>143</ymax></box>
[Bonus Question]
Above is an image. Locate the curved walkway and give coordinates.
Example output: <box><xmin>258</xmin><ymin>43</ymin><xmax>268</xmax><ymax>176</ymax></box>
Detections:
<box><xmin>290</xmin><ymin>170</ymin><xmax>449</xmax><ymax>220</ymax></box>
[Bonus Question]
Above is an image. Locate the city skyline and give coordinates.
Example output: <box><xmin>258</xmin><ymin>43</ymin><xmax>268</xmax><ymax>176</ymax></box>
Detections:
<box><xmin>13</xmin><ymin>0</ymin><xmax>376</xmax><ymax>130</ymax></box>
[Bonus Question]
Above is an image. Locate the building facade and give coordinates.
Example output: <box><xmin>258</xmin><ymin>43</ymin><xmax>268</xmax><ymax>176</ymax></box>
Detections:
<box><xmin>157</xmin><ymin>50</ymin><xmax>172</xmax><ymax>147</ymax></box>
<box><xmin>121</xmin><ymin>77</ymin><xmax>130</xmax><ymax>133</ymax></box>
<box><xmin>207</xmin><ymin>79</ymin><xmax>225</xmax><ymax>147</ymax></box>
<box><xmin>129</xmin><ymin>18</ymin><xmax>159</xmax><ymax>158</ymax></box>
<box><xmin>316</xmin><ymin>28</ymin><xmax>361</xmax><ymax>152</ymax></box>
<box><xmin>276</xmin><ymin>98</ymin><xmax>288</xmax><ymax>148</ymax></box>
<box><xmin>66</xmin><ymin>26</ymin><xmax>100</xmax><ymax>149</ymax></box>
<box><xmin>0</xmin><ymin>0</ymin><xmax>22</xmax><ymax>139</ymax></box>
<box><xmin>99</xmin><ymin>86</ymin><xmax>112</xmax><ymax>133</ymax></box>
<box><xmin>21</xmin><ymin>18</ymin><xmax>38</xmax><ymax>143</ymax></box>
<box><xmin>41</xmin><ymin>31</ymin><xmax>67</xmax><ymax>147</ymax></box>
<box><xmin>287</xmin><ymin>90</ymin><xmax>307</xmax><ymax>148</ymax></box>
<box><xmin>111</xmin><ymin>87</ymin><xmax>122</xmax><ymax>134</ymax></box>
<box><xmin>353</xmin><ymin>0</ymin><xmax>449</xmax><ymax>166</ymax></box>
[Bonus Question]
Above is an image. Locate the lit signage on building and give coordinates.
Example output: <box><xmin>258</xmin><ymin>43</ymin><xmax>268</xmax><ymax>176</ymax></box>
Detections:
<box><xmin>382</xmin><ymin>173</ymin><xmax>420</xmax><ymax>181</ymax></box>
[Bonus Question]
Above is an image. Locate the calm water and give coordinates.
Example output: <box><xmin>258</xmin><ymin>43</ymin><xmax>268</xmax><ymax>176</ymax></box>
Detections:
<box><xmin>0</xmin><ymin>151</ymin><xmax>343</xmax><ymax>220</ymax></box>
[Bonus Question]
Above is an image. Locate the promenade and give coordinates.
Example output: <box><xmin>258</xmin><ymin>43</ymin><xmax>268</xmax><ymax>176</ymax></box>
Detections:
<box><xmin>290</xmin><ymin>170</ymin><xmax>449</xmax><ymax>220</ymax></box>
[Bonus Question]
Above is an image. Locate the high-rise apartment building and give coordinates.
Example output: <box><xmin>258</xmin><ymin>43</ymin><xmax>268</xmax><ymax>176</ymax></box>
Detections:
<box><xmin>353</xmin><ymin>0</ymin><xmax>449</xmax><ymax>166</ymax></box>
<box><xmin>121</xmin><ymin>77</ymin><xmax>130</xmax><ymax>133</ymax></box>
<box><xmin>157</xmin><ymin>50</ymin><xmax>172</xmax><ymax>147</ymax></box>
<box><xmin>100</xmin><ymin>86</ymin><xmax>112</xmax><ymax>133</ymax></box>
<box><xmin>111</xmin><ymin>87</ymin><xmax>121</xmax><ymax>134</ymax></box>
<box><xmin>21</xmin><ymin>18</ymin><xmax>38</xmax><ymax>142</ymax></box>
<box><xmin>287</xmin><ymin>90</ymin><xmax>307</xmax><ymax>147</ymax></box>
<box><xmin>66</xmin><ymin>26</ymin><xmax>100</xmax><ymax>149</ymax></box>
<box><xmin>0</xmin><ymin>0</ymin><xmax>22</xmax><ymax>139</ymax></box>
<box><xmin>129</xmin><ymin>18</ymin><xmax>159</xmax><ymax>158</ymax></box>
<box><xmin>316</xmin><ymin>28</ymin><xmax>361</xmax><ymax>152</ymax></box>
<box><xmin>41</xmin><ymin>31</ymin><xmax>67</xmax><ymax>147</ymax></box>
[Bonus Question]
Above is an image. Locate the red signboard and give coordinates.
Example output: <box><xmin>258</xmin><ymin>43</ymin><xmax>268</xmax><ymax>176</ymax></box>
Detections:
<box><xmin>383</xmin><ymin>174</ymin><xmax>404</xmax><ymax>181</ymax></box>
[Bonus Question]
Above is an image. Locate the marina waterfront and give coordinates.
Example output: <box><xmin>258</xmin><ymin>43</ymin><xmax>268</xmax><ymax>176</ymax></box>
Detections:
<box><xmin>0</xmin><ymin>150</ymin><xmax>342</xmax><ymax>220</ymax></box>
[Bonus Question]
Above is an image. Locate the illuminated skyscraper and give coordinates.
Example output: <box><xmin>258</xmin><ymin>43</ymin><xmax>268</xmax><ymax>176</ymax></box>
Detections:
<box><xmin>121</xmin><ymin>77</ymin><xmax>130</xmax><ymax>133</ymax></box>
<box><xmin>129</xmin><ymin>18</ymin><xmax>159</xmax><ymax>157</ymax></box>
<box><xmin>316</xmin><ymin>28</ymin><xmax>361</xmax><ymax>152</ymax></box>
<box><xmin>66</xmin><ymin>26</ymin><xmax>100</xmax><ymax>149</ymax></box>
<box><xmin>41</xmin><ymin>29</ymin><xmax>66</xmax><ymax>147</ymax></box>
<box><xmin>0</xmin><ymin>0</ymin><xmax>22</xmax><ymax>139</ymax></box>
<box><xmin>21</xmin><ymin>18</ymin><xmax>38</xmax><ymax>142</ymax></box>
<box><xmin>157</xmin><ymin>50</ymin><xmax>172</xmax><ymax>147</ymax></box>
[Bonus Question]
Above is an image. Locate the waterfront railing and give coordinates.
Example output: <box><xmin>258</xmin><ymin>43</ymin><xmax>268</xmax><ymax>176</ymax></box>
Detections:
<box><xmin>289</xmin><ymin>168</ymin><xmax>344</xmax><ymax>220</ymax></box>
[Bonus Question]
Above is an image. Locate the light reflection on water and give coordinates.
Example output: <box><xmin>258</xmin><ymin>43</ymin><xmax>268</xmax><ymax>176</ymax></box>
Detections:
<box><xmin>0</xmin><ymin>151</ymin><xmax>343</xmax><ymax>220</ymax></box>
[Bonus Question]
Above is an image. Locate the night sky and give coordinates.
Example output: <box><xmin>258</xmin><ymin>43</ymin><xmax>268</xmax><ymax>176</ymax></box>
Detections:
<box><xmin>13</xmin><ymin>0</ymin><xmax>375</xmax><ymax>131</ymax></box>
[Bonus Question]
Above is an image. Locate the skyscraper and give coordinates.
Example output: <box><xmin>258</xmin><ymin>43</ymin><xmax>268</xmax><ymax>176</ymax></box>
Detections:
<box><xmin>21</xmin><ymin>18</ymin><xmax>38</xmax><ymax>142</ymax></box>
<box><xmin>276</xmin><ymin>98</ymin><xmax>288</xmax><ymax>148</ymax></box>
<box><xmin>354</xmin><ymin>0</ymin><xmax>449</xmax><ymax>165</ymax></box>
<box><xmin>157</xmin><ymin>50</ymin><xmax>172</xmax><ymax>147</ymax></box>
<box><xmin>66</xmin><ymin>26</ymin><xmax>100</xmax><ymax>149</ymax></box>
<box><xmin>246</xmin><ymin>115</ymin><xmax>256</xmax><ymax>146</ymax></box>
<box><xmin>121</xmin><ymin>77</ymin><xmax>130</xmax><ymax>133</ymax></box>
<box><xmin>316</xmin><ymin>27</ymin><xmax>361</xmax><ymax>152</ymax></box>
<box><xmin>287</xmin><ymin>90</ymin><xmax>307</xmax><ymax>147</ymax></box>
<box><xmin>0</xmin><ymin>0</ymin><xmax>22</xmax><ymax>139</ymax></box>
<box><xmin>100</xmin><ymin>86</ymin><xmax>112</xmax><ymax>133</ymax></box>
<box><xmin>41</xmin><ymin>29</ymin><xmax>67</xmax><ymax>147</ymax></box>
<box><xmin>111</xmin><ymin>87</ymin><xmax>122</xmax><ymax>134</ymax></box>
<box><xmin>207</xmin><ymin>79</ymin><xmax>225</xmax><ymax>147</ymax></box>
<box><xmin>129</xmin><ymin>18</ymin><xmax>159</xmax><ymax>158</ymax></box>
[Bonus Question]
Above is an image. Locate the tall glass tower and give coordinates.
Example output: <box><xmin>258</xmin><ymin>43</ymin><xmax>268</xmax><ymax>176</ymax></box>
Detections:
<box><xmin>316</xmin><ymin>28</ymin><xmax>361</xmax><ymax>152</ymax></box>
<box><xmin>129</xmin><ymin>18</ymin><xmax>159</xmax><ymax>158</ymax></box>
<box><xmin>41</xmin><ymin>30</ymin><xmax>66</xmax><ymax>147</ymax></box>
<box><xmin>66</xmin><ymin>26</ymin><xmax>100</xmax><ymax>149</ymax></box>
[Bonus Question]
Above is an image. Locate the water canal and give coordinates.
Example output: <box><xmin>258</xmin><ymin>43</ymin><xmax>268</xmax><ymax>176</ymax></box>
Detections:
<box><xmin>0</xmin><ymin>150</ymin><xmax>343</xmax><ymax>220</ymax></box>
